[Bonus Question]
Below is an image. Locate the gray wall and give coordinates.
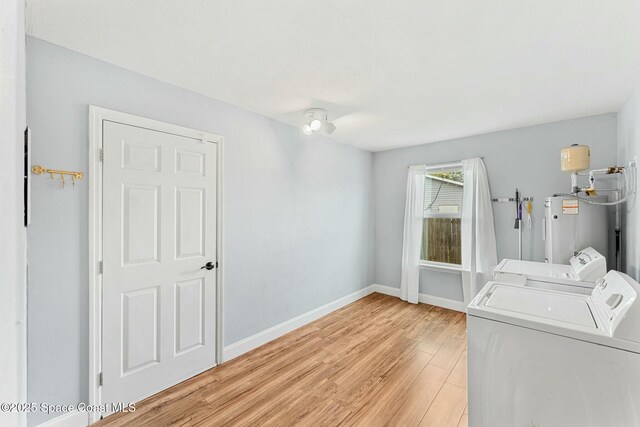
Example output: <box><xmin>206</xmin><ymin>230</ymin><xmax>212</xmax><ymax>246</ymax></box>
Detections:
<box><xmin>26</xmin><ymin>37</ymin><xmax>374</xmax><ymax>426</ymax></box>
<box><xmin>374</xmin><ymin>114</ymin><xmax>618</xmax><ymax>299</ymax></box>
<box><xmin>617</xmin><ymin>85</ymin><xmax>640</xmax><ymax>281</ymax></box>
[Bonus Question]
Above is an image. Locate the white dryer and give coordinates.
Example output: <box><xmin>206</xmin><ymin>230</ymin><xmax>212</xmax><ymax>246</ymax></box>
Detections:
<box><xmin>467</xmin><ymin>270</ymin><xmax>640</xmax><ymax>427</ymax></box>
<box><xmin>492</xmin><ymin>246</ymin><xmax>606</xmax><ymax>294</ymax></box>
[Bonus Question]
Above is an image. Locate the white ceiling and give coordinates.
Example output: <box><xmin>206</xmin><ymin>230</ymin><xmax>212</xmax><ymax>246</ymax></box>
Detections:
<box><xmin>27</xmin><ymin>0</ymin><xmax>640</xmax><ymax>151</ymax></box>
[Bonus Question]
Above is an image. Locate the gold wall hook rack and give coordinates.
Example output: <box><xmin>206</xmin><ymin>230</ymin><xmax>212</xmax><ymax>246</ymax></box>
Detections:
<box><xmin>32</xmin><ymin>165</ymin><xmax>84</xmax><ymax>188</ymax></box>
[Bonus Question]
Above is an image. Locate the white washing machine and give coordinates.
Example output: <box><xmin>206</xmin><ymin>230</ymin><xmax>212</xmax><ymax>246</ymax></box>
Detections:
<box><xmin>492</xmin><ymin>247</ymin><xmax>606</xmax><ymax>294</ymax></box>
<box><xmin>467</xmin><ymin>270</ymin><xmax>640</xmax><ymax>427</ymax></box>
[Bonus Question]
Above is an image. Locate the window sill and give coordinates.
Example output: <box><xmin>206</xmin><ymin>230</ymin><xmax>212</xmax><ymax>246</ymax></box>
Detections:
<box><xmin>419</xmin><ymin>261</ymin><xmax>462</xmax><ymax>274</ymax></box>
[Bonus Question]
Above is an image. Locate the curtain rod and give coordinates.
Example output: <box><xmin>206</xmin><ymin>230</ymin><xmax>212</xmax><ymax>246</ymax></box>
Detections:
<box><xmin>408</xmin><ymin>157</ymin><xmax>484</xmax><ymax>169</ymax></box>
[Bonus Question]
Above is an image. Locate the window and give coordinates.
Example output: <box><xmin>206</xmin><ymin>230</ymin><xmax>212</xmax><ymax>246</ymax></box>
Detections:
<box><xmin>421</xmin><ymin>164</ymin><xmax>464</xmax><ymax>266</ymax></box>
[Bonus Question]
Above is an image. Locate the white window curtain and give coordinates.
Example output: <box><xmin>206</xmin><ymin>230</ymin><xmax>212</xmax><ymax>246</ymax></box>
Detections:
<box><xmin>461</xmin><ymin>158</ymin><xmax>498</xmax><ymax>305</ymax></box>
<box><xmin>400</xmin><ymin>165</ymin><xmax>427</xmax><ymax>304</ymax></box>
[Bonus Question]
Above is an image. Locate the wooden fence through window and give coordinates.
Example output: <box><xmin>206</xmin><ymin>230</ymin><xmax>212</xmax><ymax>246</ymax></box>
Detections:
<box><xmin>421</xmin><ymin>217</ymin><xmax>461</xmax><ymax>265</ymax></box>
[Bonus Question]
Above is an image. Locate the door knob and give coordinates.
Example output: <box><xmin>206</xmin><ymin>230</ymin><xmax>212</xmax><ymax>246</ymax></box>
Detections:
<box><xmin>201</xmin><ymin>262</ymin><xmax>215</xmax><ymax>270</ymax></box>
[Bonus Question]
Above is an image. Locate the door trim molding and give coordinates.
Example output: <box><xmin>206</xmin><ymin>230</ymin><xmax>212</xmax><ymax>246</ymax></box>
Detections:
<box><xmin>88</xmin><ymin>106</ymin><xmax>224</xmax><ymax>423</ymax></box>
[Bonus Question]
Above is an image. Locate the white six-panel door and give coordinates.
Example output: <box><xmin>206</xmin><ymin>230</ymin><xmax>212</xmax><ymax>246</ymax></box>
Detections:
<box><xmin>101</xmin><ymin>120</ymin><xmax>217</xmax><ymax>409</ymax></box>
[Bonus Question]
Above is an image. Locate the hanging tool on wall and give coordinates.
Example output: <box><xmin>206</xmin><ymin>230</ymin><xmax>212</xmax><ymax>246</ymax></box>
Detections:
<box><xmin>493</xmin><ymin>189</ymin><xmax>533</xmax><ymax>261</ymax></box>
<box><xmin>515</xmin><ymin>189</ymin><xmax>522</xmax><ymax>259</ymax></box>
<box><xmin>513</xmin><ymin>189</ymin><xmax>520</xmax><ymax>228</ymax></box>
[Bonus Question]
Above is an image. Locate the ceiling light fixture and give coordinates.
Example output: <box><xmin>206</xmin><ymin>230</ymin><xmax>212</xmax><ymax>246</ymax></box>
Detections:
<box><xmin>302</xmin><ymin>123</ymin><xmax>313</xmax><ymax>135</ymax></box>
<box><xmin>302</xmin><ymin>108</ymin><xmax>336</xmax><ymax>136</ymax></box>
<box><xmin>310</xmin><ymin>119</ymin><xmax>322</xmax><ymax>131</ymax></box>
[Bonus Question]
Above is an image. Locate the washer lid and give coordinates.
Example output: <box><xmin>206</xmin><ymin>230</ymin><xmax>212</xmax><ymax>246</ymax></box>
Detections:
<box><xmin>481</xmin><ymin>284</ymin><xmax>597</xmax><ymax>329</ymax></box>
<box><xmin>469</xmin><ymin>281</ymin><xmax>640</xmax><ymax>354</ymax></box>
<box><xmin>492</xmin><ymin>259</ymin><xmax>593</xmax><ymax>288</ymax></box>
<box><xmin>496</xmin><ymin>259</ymin><xmax>573</xmax><ymax>279</ymax></box>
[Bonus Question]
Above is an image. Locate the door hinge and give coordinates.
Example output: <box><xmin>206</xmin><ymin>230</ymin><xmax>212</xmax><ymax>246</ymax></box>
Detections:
<box><xmin>99</xmin><ymin>261</ymin><xmax>103</xmax><ymax>274</ymax></box>
<box><xmin>98</xmin><ymin>372</ymin><xmax>103</xmax><ymax>386</ymax></box>
<box><xmin>99</xmin><ymin>148</ymin><xmax>104</xmax><ymax>162</ymax></box>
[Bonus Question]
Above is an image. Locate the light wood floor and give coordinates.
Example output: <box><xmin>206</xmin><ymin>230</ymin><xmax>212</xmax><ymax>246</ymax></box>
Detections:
<box><xmin>95</xmin><ymin>293</ymin><xmax>468</xmax><ymax>427</ymax></box>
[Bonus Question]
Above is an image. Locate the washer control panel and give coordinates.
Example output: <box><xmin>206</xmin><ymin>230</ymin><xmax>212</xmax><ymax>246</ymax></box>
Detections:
<box><xmin>591</xmin><ymin>271</ymin><xmax>639</xmax><ymax>340</ymax></box>
<box><xmin>569</xmin><ymin>247</ymin><xmax>606</xmax><ymax>282</ymax></box>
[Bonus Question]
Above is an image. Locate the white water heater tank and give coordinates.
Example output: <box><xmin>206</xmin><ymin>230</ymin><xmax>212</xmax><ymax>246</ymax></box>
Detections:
<box><xmin>544</xmin><ymin>196</ymin><xmax>608</xmax><ymax>265</ymax></box>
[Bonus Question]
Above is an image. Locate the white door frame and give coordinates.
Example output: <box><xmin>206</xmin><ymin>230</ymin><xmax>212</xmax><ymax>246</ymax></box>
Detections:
<box><xmin>0</xmin><ymin>1</ymin><xmax>27</xmax><ymax>426</ymax></box>
<box><xmin>88</xmin><ymin>106</ymin><xmax>224</xmax><ymax>422</ymax></box>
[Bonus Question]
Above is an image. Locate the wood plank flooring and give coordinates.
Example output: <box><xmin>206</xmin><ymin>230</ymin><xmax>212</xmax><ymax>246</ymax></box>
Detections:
<box><xmin>94</xmin><ymin>293</ymin><xmax>468</xmax><ymax>427</ymax></box>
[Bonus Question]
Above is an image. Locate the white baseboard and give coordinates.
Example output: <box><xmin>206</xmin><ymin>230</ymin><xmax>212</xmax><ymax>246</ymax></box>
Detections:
<box><xmin>370</xmin><ymin>283</ymin><xmax>401</xmax><ymax>297</ymax></box>
<box><xmin>37</xmin><ymin>411</ymin><xmax>88</xmax><ymax>427</ymax></box>
<box><xmin>370</xmin><ymin>283</ymin><xmax>467</xmax><ymax>313</ymax></box>
<box><xmin>222</xmin><ymin>282</ymin><xmax>466</xmax><ymax>362</ymax></box>
<box><xmin>418</xmin><ymin>293</ymin><xmax>467</xmax><ymax>312</ymax></box>
<box><xmin>223</xmin><ymin>285</ymin><xmax>375</xmax><ymax>361</ymax></box>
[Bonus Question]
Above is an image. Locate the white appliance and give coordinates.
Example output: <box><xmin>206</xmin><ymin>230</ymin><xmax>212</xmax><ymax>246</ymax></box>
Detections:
<box><xmin>467</xmin><ymin>270</ymin><xmax>640</xmax><ymax>427</ymax></box>
<box><xmin>493</xmin><ymin>247</ymin><xmax>606</xmax><ymax>294</ymax></box>
<box><xmin>544</xmin><ymin>196</ymin><xmax>608</xmax><ymax>265</ymax></box>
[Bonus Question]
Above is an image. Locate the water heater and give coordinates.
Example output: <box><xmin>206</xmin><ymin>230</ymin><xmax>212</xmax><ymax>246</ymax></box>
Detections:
<box><xmin>544</xmin><ymin>196</ymin><xmax>608</xmax><ymax>265</ymax></box>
